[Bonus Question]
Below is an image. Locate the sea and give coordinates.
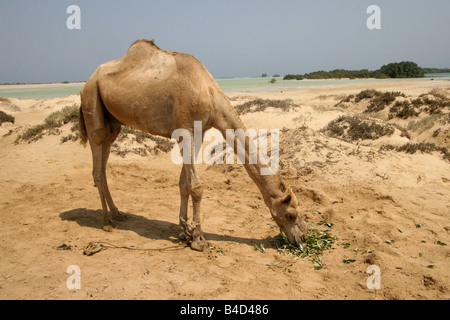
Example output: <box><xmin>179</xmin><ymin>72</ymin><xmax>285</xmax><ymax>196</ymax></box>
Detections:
<box><xmin>1</xmin><ymin>74</ymin><xmax>449</xmax><ymax>99</ymax></box>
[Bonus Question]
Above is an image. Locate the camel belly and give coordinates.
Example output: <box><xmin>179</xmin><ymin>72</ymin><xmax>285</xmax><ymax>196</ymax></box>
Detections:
<box><xmin>101</xmin><ymin>86</ymin><xmax>175</xmax><ymax>138</ymax></box>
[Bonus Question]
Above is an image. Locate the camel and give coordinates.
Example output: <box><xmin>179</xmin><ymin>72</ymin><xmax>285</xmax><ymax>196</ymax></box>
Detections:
<box><xmin>79</xmin><ymin>39</ymin><xmax>306</xmax><ymax>251</ymax></box>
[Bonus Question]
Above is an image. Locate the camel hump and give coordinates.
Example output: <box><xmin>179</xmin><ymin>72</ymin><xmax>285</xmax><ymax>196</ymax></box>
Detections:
<box><xmin>97</xmin><ymin>38</ymin><xmax>177</xmax><ymax>81</ymax></box>
<box><xmin>130</xmin><ymin>38</ymin><xmax>158</xmax><ymax>47</ymax></box>
<box><xmin>122</xmin><ymin>38</ymin><xmax>164</xmax><ymax>62</ymax></box>
<box><xmin>128</xmin><ymin>38</ymin><xmax>160</xmax><ymax>53</ymax></box>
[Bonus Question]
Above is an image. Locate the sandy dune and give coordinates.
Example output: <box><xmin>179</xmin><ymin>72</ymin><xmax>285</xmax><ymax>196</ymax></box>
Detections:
<box><xmin>0</xmin><ymin>79</ymin><xmax>448</xmax><ymax>300</ymax></box>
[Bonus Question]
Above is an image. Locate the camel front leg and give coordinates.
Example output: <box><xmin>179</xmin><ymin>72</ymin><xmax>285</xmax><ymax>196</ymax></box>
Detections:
<box><xmin>177</xmin><ymin>135</ymin><xmax>210</xmax><ymax>251</ymax></box>
<box><xmin>178</xmin><ymin>165</ymin><xmax>190</xmax><ymax>240</ymax></box>
<box><xmin>189</xmin><ymin>171</ymin><xmax>208</xmax><ymax>251</ymax></box>
<box><xmin>184</xmin><ymin>162</ymin><xmax>209</xmax><ymax>251</ymax></box>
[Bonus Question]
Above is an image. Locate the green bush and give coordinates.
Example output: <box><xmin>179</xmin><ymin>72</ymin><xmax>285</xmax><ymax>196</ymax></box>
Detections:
<box><xmin>283</xmin><ymin>74</ymin><xmax>304</xmax><ymax>80</ymax></box>
<box><xmin>379</xmin><ymin>61</ymin><xmax>425</xmax><ymax>78</ymax></box>
<box><xmin>284</xmin><ymin>61</ymin><xmax>425</xmax><ymax>80</ymax></box>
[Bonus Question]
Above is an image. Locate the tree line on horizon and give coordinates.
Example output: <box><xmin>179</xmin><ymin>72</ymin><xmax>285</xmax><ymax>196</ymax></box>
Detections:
<box><xmin>283</xmin><ymin>61</ymin><xmax>441</xmax><ymax>80</ymax></box>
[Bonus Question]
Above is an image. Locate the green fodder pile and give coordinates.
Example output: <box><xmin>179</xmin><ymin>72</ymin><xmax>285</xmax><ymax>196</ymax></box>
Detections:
<box><xmin>271</xmin><ymin>221</ymin><xmax>337</xmax><ymax>270</ymax></box>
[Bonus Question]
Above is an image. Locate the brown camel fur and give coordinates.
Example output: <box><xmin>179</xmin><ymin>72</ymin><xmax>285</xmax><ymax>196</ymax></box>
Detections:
<box><xmin>79</xmin><ymin>39</ymin><xmax>306</xmax><ymax>251</ymax></box>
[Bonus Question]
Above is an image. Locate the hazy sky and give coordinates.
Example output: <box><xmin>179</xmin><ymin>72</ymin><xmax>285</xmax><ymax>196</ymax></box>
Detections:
<box><xmin>1</xmin><ymin>0</ymin><xmax>449</xmax><ymax>83</ymax></box>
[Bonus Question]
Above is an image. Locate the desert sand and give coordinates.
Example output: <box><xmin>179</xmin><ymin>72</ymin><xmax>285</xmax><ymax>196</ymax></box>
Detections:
<box><xmin>0</xmin><ymin>79</ymin><xmax>448</xmax><ymax>300</ymax></box>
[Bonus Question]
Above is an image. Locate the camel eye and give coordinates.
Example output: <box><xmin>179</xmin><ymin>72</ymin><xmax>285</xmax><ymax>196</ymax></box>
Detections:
<box><xmin>287</xmin><ymin>213</ymin><xmax>296</xmax><ymax>221</ymax></box>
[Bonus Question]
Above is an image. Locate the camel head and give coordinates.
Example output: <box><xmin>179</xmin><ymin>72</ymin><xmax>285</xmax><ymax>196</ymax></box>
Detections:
<box><xmin>268</xmin><ymin>182</ymin><xmax>306</xmax><ymax>247</ymax></box>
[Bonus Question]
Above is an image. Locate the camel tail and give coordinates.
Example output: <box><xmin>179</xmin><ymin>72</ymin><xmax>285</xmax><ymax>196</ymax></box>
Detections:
<box><xmin>78</xmin><ymin>105</ymin><xmax>88</xmax><ymax>147</ymax></box>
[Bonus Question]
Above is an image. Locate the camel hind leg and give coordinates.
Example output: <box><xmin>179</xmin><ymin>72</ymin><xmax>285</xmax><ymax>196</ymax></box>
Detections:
<box><xmin>90</xmin><ymin>140</ymin><xmax>113</xmax><ymax>230</ymax></box>
<box><xmin>81</xmin><ymin>84</ymin><xmax>124</xmax><ymax>231</ymax></box>
<box><xmin>88</xmin><ymin>119</ymin><xmax>123</xmax><ymax>231</ymax></box>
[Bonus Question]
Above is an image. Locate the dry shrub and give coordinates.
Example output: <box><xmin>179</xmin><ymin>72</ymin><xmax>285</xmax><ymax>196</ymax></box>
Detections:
<box><xmin>15</xmin><ymin>105</ymin><xmax>79</xmax><ymax>143</ymax></box>
<box><xmin>380</xmin><ymin>142</ymin><xmax>450</xmax><ymax>161</ymax></box>
<box><xmin>322</xmin><ymin>115</ymin><xmax>395</xmax><ymax>141</ymax></box>
<box><xmin>0</xmin><ymin>110</ymin><xmax>15</xmax><ymax>125</ymax></box>
<box><xmin>235</xmin><ymin>99</ymin><xmax>297</xmax><ymax>115</ymax></box>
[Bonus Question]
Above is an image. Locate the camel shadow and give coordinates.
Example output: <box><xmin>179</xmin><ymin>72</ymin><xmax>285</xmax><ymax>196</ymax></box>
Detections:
<box><xmin>59</xmin><ymin>208</ymin><xmax>269</xmax><ymax>248</ymax></box>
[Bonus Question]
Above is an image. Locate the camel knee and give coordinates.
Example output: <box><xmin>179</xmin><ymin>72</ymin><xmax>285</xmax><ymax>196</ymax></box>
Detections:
<box><xmin>92</xmin><ymin>169</ymin><xmax>103</xmax><ymax>187</ymax></box>
<box><xmin>190</xmin><ymin>181</ymin><xmax>203</xmax><ymax>202</ymax></box>
<box><xmin>90</xmin><ymin>128</ymin><xmax>107</xmax><ymax>145</ymax></box>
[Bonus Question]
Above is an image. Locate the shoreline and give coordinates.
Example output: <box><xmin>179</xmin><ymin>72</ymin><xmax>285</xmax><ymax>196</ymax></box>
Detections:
<box><xmin>1</xmin><ymin>73</ymin><xmax>448</xmax><ymax>89</ymax></box>
<box><xmin>0</xmin><ymin>82</ymin><xmax>85</xmax><ymax>89</ymax></box>
<box><xmin>1</xmin><ymin>77</ymin><xmax>448</xmax><ymax>100</ymax></box>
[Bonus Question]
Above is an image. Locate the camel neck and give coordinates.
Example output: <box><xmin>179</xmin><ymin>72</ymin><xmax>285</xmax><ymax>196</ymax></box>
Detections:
<box><xmin>226</xmin><ymin>123</ymin><xmax>281</xmax><ymax>203</ymax></box>
<box><xmin>242</xmin><ymin>162</ymin><xmax>281</xmax><ymax>204</ymax></box>
<box><xmin>214</xmin><ymin>95</ymin><xmax>282</xmax><ymax>203</ymax></box>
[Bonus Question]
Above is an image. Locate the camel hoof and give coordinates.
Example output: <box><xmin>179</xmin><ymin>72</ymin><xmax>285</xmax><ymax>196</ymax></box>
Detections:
<box><xmin>190</xmin><ymin>237</ymin><xmax>211</xmax><ymax>252</ymax></box>
<box><xmin>178</xmin><ymin>232</ymin><xmax>187</xmax><ymax>241</ymax></box>
<box><xmin>114</xmin><ymin>211</ymin><xmax>128</xmax><ymax>221</ymax></box>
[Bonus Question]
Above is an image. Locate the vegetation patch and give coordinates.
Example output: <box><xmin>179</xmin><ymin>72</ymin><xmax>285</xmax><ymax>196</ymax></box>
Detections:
<box><xmin>112</xmin><ymin>126</ymin><xmax>174</xmax><ymax>157</ymax></box>
<box><xmin>388</xmin><ymin>101</ymin><xmax>420</xmax><ymax>119</ymax></box>
<box><xmin>284</xmin><ymin>61</ymin><xmax>425</xmax><ymax>80</ymax></box>
<box><xmin>407</xmin><ymin>114</ymin><xmax>442</xmax><ymax>133</ymax></box>
<box><xmin>271</xmin><ymin>221</ymin><xmax>337</xmax><ymax>270</ymax></box>
<box><xmin>388</xmin><ymin>92</ymin><xmax>450</xmax><ymax>120</ymax></box>
<box><xmin>336</xmin><ymin>89</ymin><xmax>406</xmax><ymax>113</ymax></box>
<box><xmin>0</xmin><ymin>97</ymin><xmax>21</xmax><ymax>112</ymax></box>
<box><xmin>234</xmin><ymin>98</ymin><xmax>297</xmax><ymax>115</ymax></box>
<box><xmin>336</xmin><ymin>89</ymin><xmax>450</xmax><ymax>121</ymax></box>
<box><xmin>14</xmin><ymin>104</ymin><xmax>174</xmax><ymax>157</ymax></box>
<box><xmin>378</xmin><ymin>61</ymin><xmax>425</xmax><ymax>78</ymax></box>
<box><xmin>0</xmin><ymin>110</ymin><xmax>15</xmax><ymax>125</ymax></box>
<box><xmin>365</xmin><ymin>91</ymin><xmax>406</xmax><ymax>113</ymax></box>
<box><xmin>15</xmin><ymin>105</ymin><xmax>79</xmax><ymax>143</ymax></box>
<box><xmin>322</xmin><ymin>115</ymin><xmax>395</xmax><ymax>142</ymax></box>
<box><xmin>380</xmin><ymin>142</ymin><xmax>450</xmax><ymax>161</ymax></box>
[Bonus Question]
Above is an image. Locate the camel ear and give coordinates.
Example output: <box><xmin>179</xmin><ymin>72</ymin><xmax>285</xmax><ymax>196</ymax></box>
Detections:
<box><xmin>282</xmin><ymin>194</ymin><xmax>291</xmax><ymax>204</ymax></box>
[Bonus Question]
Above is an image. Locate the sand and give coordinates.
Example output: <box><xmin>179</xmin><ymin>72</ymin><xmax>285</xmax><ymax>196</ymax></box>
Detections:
<box><xmin>0</xmin><ymin>79</ymin><xmax>449</xmax><ymax>300</ymax></box>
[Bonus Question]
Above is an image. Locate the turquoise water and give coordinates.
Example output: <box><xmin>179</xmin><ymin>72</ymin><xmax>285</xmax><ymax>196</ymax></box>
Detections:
<box><xmin>218</xmin><ymin>77</ymin><xmax>392</xmax><ymax>93</ymax></box>
<box><xmin>423</xmin><ymin>73</ymin><xmax>450</xmax><ymax>78</ymax></box>
<box><xmin>216</xmin><ymin>73</ymin><xmax>450</xmax><ymax>93</ymax></box>
<box><xmin>1</xmin><ymin>74</ymin><xmax>449</xmax><ymax>99</ymax></box>
<box><xmin>0</xmin><ymin>83</ymin><xmax>85</xmax><ymax>99</ymax></box>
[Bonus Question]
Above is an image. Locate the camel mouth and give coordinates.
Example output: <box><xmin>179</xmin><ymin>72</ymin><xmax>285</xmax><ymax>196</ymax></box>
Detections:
<box><xmin>284</xmin><ymin>226</ymin><xmax>306</xmax><ymax>247</ymax></box>
<box><xmin>288</xmin><ymin>233</ymin><xmax>305</xmax><ymax>247</ymax></box>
